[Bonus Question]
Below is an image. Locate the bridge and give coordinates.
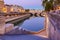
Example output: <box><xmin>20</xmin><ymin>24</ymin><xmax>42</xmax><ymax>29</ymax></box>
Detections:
<box><xmin>29</xmin><ymin>9</ymin><xmax>45</xmax><ymax>17</ymax></box>
<box><xmin>29</xmin><ymin>10</ymin><xmax>42</xmax><ymax>17</ymax></box>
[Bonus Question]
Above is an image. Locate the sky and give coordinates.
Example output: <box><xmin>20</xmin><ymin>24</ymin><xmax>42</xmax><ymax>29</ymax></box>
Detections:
<box><xmin>4</xmin><ymin>0</ymin><xmax>44</xmax><ymax>10</ymax></box>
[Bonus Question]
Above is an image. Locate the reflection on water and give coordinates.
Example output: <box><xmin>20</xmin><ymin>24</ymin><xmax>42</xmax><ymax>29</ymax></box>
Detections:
<box><xmin>18</xmin><ymin>17</ymin><xmax>45</xmax><ymax>32</ymax></box>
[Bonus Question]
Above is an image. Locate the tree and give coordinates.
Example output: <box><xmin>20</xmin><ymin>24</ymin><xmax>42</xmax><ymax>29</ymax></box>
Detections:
<box><xmin>42</xmin><ymin>0</ymin><xmax>54</xmax><ymax>11</ymax></box>
<box><xmin>25</xmin><ymin>9</ymin><xmax>30</xmax><ymax>12</ymax></box>
<box><xmin>42</xmin><ymin>0</ymin><xmax>60</xmax><ymax>11</ymax></box>
<box><xmin>54</xmin><ymin>0</ymin><xmax>60</xmax><ymax>6</ymax></box>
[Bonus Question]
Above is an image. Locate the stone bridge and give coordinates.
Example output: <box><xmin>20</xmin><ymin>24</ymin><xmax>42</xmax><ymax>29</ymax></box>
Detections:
<box><xmin>29</xmin><ymin>10</ymin><xmax>42</xmax><ymax>17</ymax></box>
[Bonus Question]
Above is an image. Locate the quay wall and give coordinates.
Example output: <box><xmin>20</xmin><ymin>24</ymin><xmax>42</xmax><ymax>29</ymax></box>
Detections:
<box><xmin>47</xmin><ymin>13</ymin><xmax>60</xmax><ymax>40</ymax></box>
<box><xmin>5</xmin><ymin>14</ymin><xmax>31</xmax><ymax>24</ymax></box>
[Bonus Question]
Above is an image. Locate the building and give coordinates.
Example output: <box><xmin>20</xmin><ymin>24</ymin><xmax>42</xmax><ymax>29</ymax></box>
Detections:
<box><xmin>0</xmin><ymin>0</ymin><xmax>4</xmax><ymax>13</ymax></box>
<box><xmin>4</xmin><ymin>4</ymin><xmax>11</xmax><ymax>13</ymax></box>
<box><xmin>2</xmin><ymin>4</ymin><xmax>25</xmax><ymax>13</ymax></box>
<box><xmin>10</xmin><ymin>5</ymin><xmax>25</xmax><ymax>13</ymax></box>
<box><xmin>0</xmin><ymin>0</ymin><xmax>25</xmax><ymax>13</ymax></box>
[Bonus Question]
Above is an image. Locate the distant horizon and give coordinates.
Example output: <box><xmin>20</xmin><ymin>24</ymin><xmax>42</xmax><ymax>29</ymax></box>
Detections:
<box><xmin>4</xmin><ymin>0</ymin><xmax>44</xmax><ymax>10</ymax></box>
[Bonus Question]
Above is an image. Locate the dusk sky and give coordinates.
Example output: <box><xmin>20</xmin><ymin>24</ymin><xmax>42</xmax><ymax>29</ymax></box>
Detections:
<box><xmin>4</xmin><ymin>0</ymin><xmax>44</xmax><ymax>10</ymax></box>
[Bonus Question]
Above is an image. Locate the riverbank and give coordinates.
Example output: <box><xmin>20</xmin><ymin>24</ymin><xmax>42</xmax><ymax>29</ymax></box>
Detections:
<box><xmin>5</xmin><ymin>14</ymin><xmax>31</xmax><ymax>24</ymax></box>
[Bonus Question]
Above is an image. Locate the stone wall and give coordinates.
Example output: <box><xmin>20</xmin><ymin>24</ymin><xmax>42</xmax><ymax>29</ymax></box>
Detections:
<box><xmin>0</xmin><ymin>16</ymin><xmax>5</xmax><ymax>34</ymax></box>
<box><xmin>0</xmin><ymin>16</ymin><xmax>14</xmax><ymax>34</ymax></box>
<box><xmin>0</xmin><ymin>0</ymin><xmax>4</xmax><ymax>12</ymax></box>
<box><xmin>47</xmin><ymin>12</ymin><xmax>60</xmax><ymax>40</ymax></box>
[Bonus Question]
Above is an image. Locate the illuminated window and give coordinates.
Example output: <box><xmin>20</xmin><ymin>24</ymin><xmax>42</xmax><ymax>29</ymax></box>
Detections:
<box><xmin>19</xmin><ymin>9</ymin><xmax>22</xmax><ymax>12</ymax></box>
<box><xmin>21</xmin><ymin>10</ymin><xmax>25</xmax><ymax>13</ymax></box>
<box><xmin>15</xmin><ymin>14</ymin><xmax>18</xmax><ymax>16</ymax></box>
<box><xmin>58</xmin><ymin>6</ymin><xmax>60</xmax><ymax>10</ymax></box>
<box><xmin>2</xmin><ymin>7</ymin><xmax>7</xmax><ymax>13</ymax></box>
<box><xmin>10</xmin><ymin>8</ymin><xmax>14</xmax><ymax>12</ymax></box>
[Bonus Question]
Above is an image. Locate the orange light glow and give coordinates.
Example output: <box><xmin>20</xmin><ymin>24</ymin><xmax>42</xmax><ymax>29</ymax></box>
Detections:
<box><xmin>10</xmin><ymin>8</ymin><xmax>14</xmax><ymax>12</ymax></box>
<box><xmin>2</xmin><ymin>7</ymin><xmax>7</xmax><ymax>13</ymax></box>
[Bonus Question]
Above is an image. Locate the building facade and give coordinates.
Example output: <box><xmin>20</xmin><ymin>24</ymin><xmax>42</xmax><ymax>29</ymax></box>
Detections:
<box><xmin>4</xmin><ymin>5</ymin><xmax>25</xmax><ymax>13</ymax></box>
<box><xmin>0</xmin><ymin>0</ymin><xmax>25</xmax><ymax>13</ymax></box>
<box><xmin>10</xmin><ymin>5</ymin><xmax>25</xmax><ymax>13</ymax></box>
<box><xmin>0</xmin><ymin>0</ymin><xmax>4</xmax><ymax>13</ymax></box>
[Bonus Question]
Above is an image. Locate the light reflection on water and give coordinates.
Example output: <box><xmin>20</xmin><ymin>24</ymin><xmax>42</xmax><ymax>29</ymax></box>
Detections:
<box><xmin>18</xmin><ymin>17</ymin><xmax>45</xmax><ymax>32</ymax></box>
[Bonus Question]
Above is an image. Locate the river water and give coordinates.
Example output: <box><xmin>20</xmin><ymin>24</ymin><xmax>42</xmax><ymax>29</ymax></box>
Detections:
<box><xmin>17</xmin><ymin>16</ymin><xmax>45</xmax><ymax>32</ymax></box>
